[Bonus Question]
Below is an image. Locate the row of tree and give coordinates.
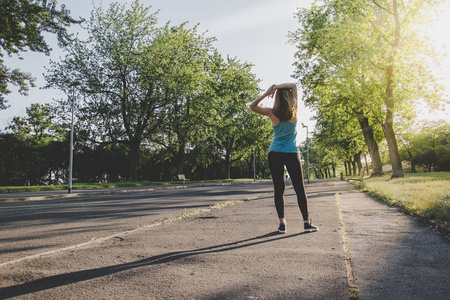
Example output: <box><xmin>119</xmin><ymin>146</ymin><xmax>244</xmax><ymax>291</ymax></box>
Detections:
<box><xmin>1</xmin><ymin>0</ymin><xmax>448</xmax><ymax>186</ymax></box>
<box><xmin>0</xmin><ymin>100</ymin><xmax>274</xmax><ymax>185</ymax></box>
<box><xmin>2</xmin><ymin>102</ymin><xmax>447</xmax><ymax>186</ymax></box>
<box><xmin>289</xmin><ymin>0</ymin><xmax>447</xmax><ymax>178</ymax></box>
<box><xmin>1</xmin><ymin>1</ymin><xmax>275</xmax><ymax>185</ymax></box>
<box><xmin>297</xmin><ymin>120</ymin><xmax>449</xmax><ymax>180</ymax></box>
<box><xmin>42</xmin><ymin>1</ymin><xmax>277</xmax><ymax>181</ymax></box>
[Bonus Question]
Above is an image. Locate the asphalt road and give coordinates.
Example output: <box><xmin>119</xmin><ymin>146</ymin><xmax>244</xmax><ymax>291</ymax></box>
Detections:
<box><xmin>0</xmin><ymin>181</ymin><xmax>273</xmax><ymax>265</ymax></box>
<box><xmin>1</xmin><ymin>180</ymin><xmax>449</xmax><ymax>299</ymax></box>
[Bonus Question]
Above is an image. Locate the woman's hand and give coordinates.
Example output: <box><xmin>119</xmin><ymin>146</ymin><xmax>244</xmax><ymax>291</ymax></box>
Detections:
<box><xmin>266</xmin><ymin>84</ymin><xmax>276</xmax><ymax>98</ymax></box>
<box><xmin>250</xmin><ymin>84</ymin><xmax>276</xmax><ymax>114</ymax></box>
<box><xmin>249</xmin><ymin>84</ymin><xmax>279</xmax><ymax>124</ymax></box>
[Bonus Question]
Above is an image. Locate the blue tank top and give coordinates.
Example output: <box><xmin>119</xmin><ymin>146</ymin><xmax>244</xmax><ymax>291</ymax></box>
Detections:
<box><xmin>268</xmin><ymin>121</ymin><xmax>298</xmax><ymax>153</ymax></box>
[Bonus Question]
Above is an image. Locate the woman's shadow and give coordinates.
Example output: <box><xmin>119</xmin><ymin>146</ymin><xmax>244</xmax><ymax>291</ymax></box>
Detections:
<box><xmin>0</xmin><ymin>231</ymin><xmax>307</xmax><ymax>299</ymax></box>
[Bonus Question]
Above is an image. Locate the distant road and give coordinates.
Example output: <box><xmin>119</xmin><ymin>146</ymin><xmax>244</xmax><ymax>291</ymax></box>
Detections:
<box><xmin>0</xmin><ymin>181</ymin><xmax>273</xmax><ymax>265</ymax></box>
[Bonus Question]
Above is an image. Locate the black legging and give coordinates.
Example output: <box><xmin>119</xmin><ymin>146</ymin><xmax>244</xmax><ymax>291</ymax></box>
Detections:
<box><xmin>268</xmin><ymin>151</ymin><xmax>309</xmax><ymax>221</ymax></box>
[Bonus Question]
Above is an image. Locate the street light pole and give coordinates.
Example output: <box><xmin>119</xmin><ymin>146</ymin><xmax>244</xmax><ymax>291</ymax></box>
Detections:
<box><xmin>302</xmin><ymin>123</ymin><xmax>310</xmax><ymax>184</ymax></box>
<box><xmin>68</xmin><ymin>80</ymin><xmax>83</xmax><ymax>194</ymax></box>
<box><xmin>253</xmin><ymin>146</ymin><xmax>256</xmax><ymax>181</ymax></box>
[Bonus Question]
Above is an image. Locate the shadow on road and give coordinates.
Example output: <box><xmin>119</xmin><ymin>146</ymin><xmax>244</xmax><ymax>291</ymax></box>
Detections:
<box><xmin>0</xmin><ymin>231</ymin><xmax>310</xmax><ymax>299</ymax></box>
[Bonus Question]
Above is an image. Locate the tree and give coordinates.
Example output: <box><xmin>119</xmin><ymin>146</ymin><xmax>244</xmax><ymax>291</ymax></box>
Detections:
<box><xmin>209</xmin><ymin>56</ymin><xmax>268</xmax><ymax>179</ymax></box>
<box><xmin>399</xmin><ymin>121</ymin><xmax>450</xmax><ymax>172</ymax></box>
<box><xmin>7</xmin><ymin>103</ymin><xmax>63</xmax><ymax>142</ymax></box>
<box><xmin>45</xmin><ymin>1</ymin><xmax>215</xmax><ymax>180</ymax></box>
<box><xmin>0</xmin><ymin>133</ymin><xmax>29</xmax><ymax>185</ymax></box>
<box><xmin>3</xmin><ymin>102</ymin><xmax>67</xmax><ymax>185</ymax></box>
<box><xmin>311</xmin><ymin>102</ymin><xmax>368</xmax><ymax>176</ymax></box>
<box><xmin>290</xmin><ymin>0</ymin><xmax>445</xmax><ymax>178</ymax></box>
<box><xmin>290</xmin><ymin>3</ymin><xmax>385</xmax><ymax>176</ymax></box>
<box><xmin>148</xmin><ymin>25</ymin><xmax>215</xmax><ymax>177</ymax></box>
<box><xmin>43</xmin><ymin>1</ymin><xmax>270</xmax><ymax>182</ymax></box>
<box><xmin>0</xmin><ymin>0</ymin><xmax>81</xmax><ymax>109</ymax></box>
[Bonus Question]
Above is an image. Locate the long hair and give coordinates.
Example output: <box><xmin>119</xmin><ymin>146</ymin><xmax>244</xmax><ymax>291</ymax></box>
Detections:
<box><xmin>272</xmin><ymin>88</ymin><xmax>297</xmax><ymax>122</ymax></box>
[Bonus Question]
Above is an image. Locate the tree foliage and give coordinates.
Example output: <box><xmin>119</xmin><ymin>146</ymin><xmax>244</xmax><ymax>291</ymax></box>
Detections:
<box><xmin>0</xmin><ymin>102</ymin><xmax>67</xmax><ymax>185</ymax></box>
<box><xmin>45</xmin><ymin>1</ymin><xmax>219</xmax><ymax>180</ymax></box>
<box><xmin>0</xmin><ymin>0</ymin><xmax>81</xmax><ymax>109</ymax></box>
<box><xmin>290</xmin><ymin>0</ymin><xmax>445</xmax><ymax>177</ymax></box>
<box><xmin>7</xmin><ymin>103</ymin><xmax>64</xmax><ymax>142</ymax></box>
<box><xmin>399</xmin><ymin>121</ymin><xmax>450</xmax><ymax>172</ymax></box>
<box><xmin>41</xmin><ymin>0</ymin><xmax>270</xmax><ymax>182</ymax></box>
<box><xmin>208</xmin><ymin>55</ymin><xmax>269</xmax><ymax>179</ymax></box>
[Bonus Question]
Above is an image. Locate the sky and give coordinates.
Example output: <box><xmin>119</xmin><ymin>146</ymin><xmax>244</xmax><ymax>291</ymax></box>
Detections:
<box><xmin>1</xmin><ymin>0</ymin><xmax>449</xmax><ymax>144</ymax></box>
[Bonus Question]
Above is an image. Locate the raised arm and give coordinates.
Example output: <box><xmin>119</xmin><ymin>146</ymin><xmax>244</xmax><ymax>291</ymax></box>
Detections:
<box><xmin>249</xmin><ymin>84</ymin><xmax>276</xmax><ymax>116</ymax></box>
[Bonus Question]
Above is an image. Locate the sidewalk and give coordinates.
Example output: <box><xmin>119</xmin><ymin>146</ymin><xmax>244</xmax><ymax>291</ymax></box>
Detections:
<box><xmin>0</xmin><ymin>180</ymin><xmax>449</xmax><ymax>299</ymax></box>
<box><xmin>340</xmin><ymin>189</ymin><xmax>450</xmax><ymax>300</ymax></box>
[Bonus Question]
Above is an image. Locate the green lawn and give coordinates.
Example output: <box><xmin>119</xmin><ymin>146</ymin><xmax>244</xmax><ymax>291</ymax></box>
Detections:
<box><xmin>360</xmin><ymin>172</ymin><xmax>450</xmax><ymax>233</ymax></box>
<box><xmin>0</xmin><ymin>181</ymin><xmax>166</xmax><ymax>193</ymax></box>
<box><xmin>0</xmin><ymin>178</ymin><xmax>253</xmax><ymax>194</ymax></box>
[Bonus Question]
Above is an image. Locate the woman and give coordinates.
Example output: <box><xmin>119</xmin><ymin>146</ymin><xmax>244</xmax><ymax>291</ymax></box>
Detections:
<box><xmin>250</xmin><ymin>83</ymin><xmax>318</xmax><ymax>234</ymax></box>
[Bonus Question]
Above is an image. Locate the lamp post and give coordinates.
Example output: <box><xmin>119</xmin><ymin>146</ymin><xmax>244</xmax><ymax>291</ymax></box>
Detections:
<box><xmin>302</xmin><ymin>123</ymin><xmax>310</xmax><ymax>184</ymax></box>
<box><xmin>68</xmin><ymin>79</ymin><xmax>83</xmax><ymax>194</ymax></box>
<box><xmin>253</xmin><ymin>146</ymin><xmax>256</xmax><ymax>181</ymax></box>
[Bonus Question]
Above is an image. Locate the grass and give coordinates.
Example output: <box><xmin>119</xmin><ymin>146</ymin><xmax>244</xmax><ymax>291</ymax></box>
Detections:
<box><xmin>361</xmin><ymin>172</ymin><xmax>450</xmax><ymax>233</ymax></box>
<box><xmin>335</xmin><ymin>193</ymin><xmax>360</xmax><ymax>300</ymax></box>
<box><xmin>0</xmin><ymin>178</ymin><xmax>254</xmax><ymax>194</ymax></box>
<box><xmin>166</xmin><ymin>199</ymin><xmax>251</xmax><ymax>222</ymax></box>
<box><xmin>0</xmin><ymin>181</ymin><xmax>168</xmax><ymax>193</ymax></box>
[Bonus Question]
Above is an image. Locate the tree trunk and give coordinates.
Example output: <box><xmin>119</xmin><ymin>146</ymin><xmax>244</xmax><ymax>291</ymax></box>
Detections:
<box><xmin>344</xmin><ymin>161</ymin><xmax>349</xmax><ymax>176</ymax></box>
<box><xmin>247</xmin><ymin>158</ymin><xmax>252</xmax><ymax>179</ymax></box>
<box><xmin>352</xmin><ymin>160</ymin><xmax>357</xmax><ymax>176</ymax></box>
<box><xmin>357</xmin><ymin>114</ymin><xmax>384</xmax><ymax>176</ymax></box>
<box><xmin>382</xmin><ymin>121</ymin><xmax>403</xmax><ymax>178</ymax></box>
<box><xmin>363</xmin><ymin>152</ymin><xmax>369</xmax><ymax>175</ymax></box>
<box><xmin>225</xmin><ymin>149</ymin><xmax>231</xmax><ymax>179</ymax></box>
<box><xmin>383</xmin><ymin>63</ymin><xmax>404</xmax><ymax>178</ymax></box>
<box><xmin>382</xmin><ymin>0</ymin><xmax>404</xmax><ymax>178</ymax></box>
<box><xmin>176</xmin><ymin>146</ymin><xmax>185</xmax><ymax>176</ymax></box>
<box><xmin>383</xmin><ymin>61</ymin><xmax>404</xmax><ymax>178</ymax></box>
<box><xmin>355</xmin><ymin>152</ymin><xmax>363</xmax><ymax>173</ymax></box>
<box><xmin>405</xmin><ymin>149</ymin><xmax>415</xmax><ymax>173</ymax></box>
<box><xmin>128</xmin><ymin>138</ymin><xmax>140</xmax><ymax>181</ymax></box>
